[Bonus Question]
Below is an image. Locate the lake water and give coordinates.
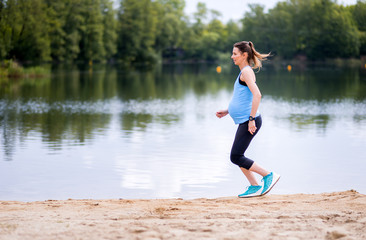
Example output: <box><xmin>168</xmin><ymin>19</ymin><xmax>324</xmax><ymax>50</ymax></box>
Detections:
<box><xmin>1</xmin><ymin>63</ymin><xmax>366</xmax><ymax>201</ymax></box>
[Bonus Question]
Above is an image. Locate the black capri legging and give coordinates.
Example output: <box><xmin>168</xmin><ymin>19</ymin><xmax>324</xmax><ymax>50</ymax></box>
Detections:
<box><xmin>230</xmin><ymin>115</ymin><xmax>262</xmax><ymax>170</ymax></box>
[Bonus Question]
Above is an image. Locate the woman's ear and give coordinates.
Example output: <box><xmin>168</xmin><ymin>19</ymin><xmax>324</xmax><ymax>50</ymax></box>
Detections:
<box><xmin>242</xmin><ymin>52</ymin><xmax>248</xmax><ymax>59</ymax></box>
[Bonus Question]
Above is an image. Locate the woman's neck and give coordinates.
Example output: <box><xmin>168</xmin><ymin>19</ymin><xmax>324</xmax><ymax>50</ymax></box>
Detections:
<box><xmin>239</xmin><ymin>62</ymin><xmax>250</xmax><ymax>71</ymax></box>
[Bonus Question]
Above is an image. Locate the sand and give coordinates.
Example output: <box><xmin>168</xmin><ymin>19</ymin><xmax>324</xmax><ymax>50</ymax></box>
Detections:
<box><xmin>0</xmin><ymin>190</ymin><xmax>365</xmax><ymax>240</ymax></box>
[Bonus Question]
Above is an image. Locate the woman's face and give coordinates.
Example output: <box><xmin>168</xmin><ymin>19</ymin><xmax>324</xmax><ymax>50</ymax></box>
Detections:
<box><xmin>231</xmin><ymin>47</ymin><xmax>246</xmax><ymax>66</ymax></box>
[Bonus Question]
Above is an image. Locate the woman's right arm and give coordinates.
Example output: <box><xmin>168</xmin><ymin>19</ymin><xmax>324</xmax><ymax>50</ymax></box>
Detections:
<box><xmin>216</xmin><ymin>109</ymin><xmax>228</xmax><ymax>118</ymax></box>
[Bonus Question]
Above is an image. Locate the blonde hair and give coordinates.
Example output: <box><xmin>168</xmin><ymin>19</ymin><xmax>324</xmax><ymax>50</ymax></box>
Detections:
<box><xmin>233</xmin><ymin>41</ymin><xmax>270</xmax><ymax>70</ymax></box>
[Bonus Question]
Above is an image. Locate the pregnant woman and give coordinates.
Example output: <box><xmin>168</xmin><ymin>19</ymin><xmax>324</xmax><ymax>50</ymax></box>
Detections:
<box><xmin>216</xmin><ymin>41</ymin><xmax>280</xmax><ymax>198</ymax></box>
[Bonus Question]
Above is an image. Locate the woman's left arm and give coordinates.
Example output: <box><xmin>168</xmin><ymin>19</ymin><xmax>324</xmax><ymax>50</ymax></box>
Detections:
<box><xmin>241</xmin><ymin>69</ymin><xmax>262</xmax><ymax>135</ymax></box>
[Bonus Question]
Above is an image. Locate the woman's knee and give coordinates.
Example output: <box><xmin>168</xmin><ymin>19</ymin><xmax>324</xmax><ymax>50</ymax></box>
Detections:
<box><xmin>230</xmin><ymin>153</ymin><xmax>241</xmax><ymax>166</ymax></box>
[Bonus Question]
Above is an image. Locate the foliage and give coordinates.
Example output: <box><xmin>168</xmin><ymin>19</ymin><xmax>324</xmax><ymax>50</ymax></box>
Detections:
<box><xmin>0</xmin><ymin>0</ymin><xmax>365</xmax><ymax>64</ymax></box>
<box><xmin>117</xmin><ymin>0</ymin><xmax>159</xmax><ymax>63</ymax></box>
<box><xmin>0</xmin><ymin>60</ymin><xmax>50</xmax><ymax>78</ymax></box>
<box><xmin>101</xmin><ymin>0</ymin><xmax>118</xmax><ymax>60</ymax></box>
<box><xmin>45</xmin><ymin>0</ymin><xmax>115</xmax><ymax>62</ymax></box>
<box><xmin>241</xmin><ymin>0</ymin><xmax>360</xmax><ymax>59</ymax></box>
<box><xmin>351</xmin><ymin>0</ymin><xmax>366</xmax><ymax>31</ymax></box>
<box><xmin>348</xmin><ymin>0</ymin><xmax>366</xmax><ymax>55</ymax></box>
<box><xmin>155</xmin><ymin>0</ymin><xmax>186</xmax><ymax>54</ymax></box>
<box><xmin>1</xmin><ymin>0</ymin><xmax>51</xmax><ymax>61</ymax></box>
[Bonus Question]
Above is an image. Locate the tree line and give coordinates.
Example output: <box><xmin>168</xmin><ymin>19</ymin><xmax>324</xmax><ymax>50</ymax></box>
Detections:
<box><xmin>0</xmin><ymin>0</ymin><xmax>365</xmax><ymax>64</ymax></box>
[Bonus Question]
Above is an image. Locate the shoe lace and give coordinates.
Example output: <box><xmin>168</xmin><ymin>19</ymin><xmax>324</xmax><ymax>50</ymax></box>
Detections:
<box><xmin>261</xmin><ymin>175</ymin><xmax>269</xmax><ymax>186</ymax></box>
<box><xmin>261</xmin><ymin>176</ymin><xmax>267</xmax><ymax>183</ymax></box>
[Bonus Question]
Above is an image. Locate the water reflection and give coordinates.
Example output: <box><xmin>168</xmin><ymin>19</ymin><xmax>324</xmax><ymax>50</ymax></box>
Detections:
<box><xmin>287</xmin><ymin>114</ymin><xmax>330</xmax><ymax>133</ymax></box>
<box><xmin>258</xmin><ymin>66</ymin><xmax>366</xmax><ymax>101</ymax></box>
<box><xmin>0</xmin><ymin>63</ymin><xmax>366</xmax><ymax>200</ymax></box>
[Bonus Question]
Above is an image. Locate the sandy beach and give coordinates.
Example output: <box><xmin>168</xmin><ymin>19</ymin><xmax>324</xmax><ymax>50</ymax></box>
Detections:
<box><xmin>1</xmin><ymin>190</ymin><xmax>365</xmax><ymax>240</ymax></box>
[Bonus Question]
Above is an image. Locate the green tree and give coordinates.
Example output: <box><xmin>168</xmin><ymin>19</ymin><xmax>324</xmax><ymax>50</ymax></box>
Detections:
<box><xmin>46</xmin><ymin>0</ymin><xmax>84</xmax><ymax>61</ymax></box>
<box><xmin>154</xmin><ymin>0</ymin><xmax>186</xmax><ymax>58</ymax></box>
<box><xmin>101</xmin><ymin>0</ymin><xmax>118</xmax><ymax>60</ymax></box>
<box><xmin>300</xmin><ymin>0</ymin><xmax>359</xmax><ymax>58</ymax></box>
<box><xmin>240</xmin><ymin>4</ymin><xmax>270</xmax><ymax>53</ymax></box>
<box><xmin>349</xmin><ymin>0</ymin><xmax>366</xmax><ymax>55</ymax></box>
<box><xmin>117</xmin><ymin>0</ymin><xmax>159</xmax><ymax>63</ymax></box>
<box><xmin>241</xmin><ymin>0</ymin><xmax>360</xmax><ymax>59</ymax></box>
<box><xmin>202</xmin><ymin>18</ymin><xmax>227</xmax><ymax>60</ymax></box>
<box><xmin>223</xmin><ymin>20</ymin><xmax>240</xmax><ymax>51</ymax></box>
<box><xmin>352</xmin><ymin>0</ymin><xmax>366</xmax><ymax>31</ymax></box>
<box><xmin>47</xmin><ymin>0</ymin><xmax>115</xmax><ymax>62</ymax></box>
<box><xmin>1</xmin><ymin>0</ymin><xmax>364</xmax><ymax>63</ymax></box>
<box><xmin>266</xmin><ymin>2</ymin><xmax>298</xmax><ymax>58</ymax></box>
<box><xmin>78</xmin><ymin>0</ymin><xmax>105</xmax><ymax>61</ymax></box>
<box><xmin>181</xmin><ymin>2</ymin><xmax>211</xmax><ymax>59</ymax></box>
<box><xmin>2</xmin><ymin>0</ymin><xmax>51</xmax><ymax>61</ymax></box>
<box><xmin>0</xmin><ymin>0</ymin><xmax>11</xmax><ymax>59</ymax></box>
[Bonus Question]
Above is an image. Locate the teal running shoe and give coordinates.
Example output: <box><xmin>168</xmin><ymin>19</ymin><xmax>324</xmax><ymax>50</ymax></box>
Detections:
<box><xmin>238</xmin><ymin>185</ymin><xmax>262</xmax><ymax>198</ymax></box>
<box><xmin>261</xmin><ymin>172</ymin><xmax>280</xmax><ymax>195</ymax></box>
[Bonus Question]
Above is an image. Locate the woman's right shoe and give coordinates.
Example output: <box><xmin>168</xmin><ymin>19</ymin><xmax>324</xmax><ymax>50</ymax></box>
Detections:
<box><xmin>238</xmin><ymin>185</ymin><xmax>262</xmax><ymax>198</ymax></box>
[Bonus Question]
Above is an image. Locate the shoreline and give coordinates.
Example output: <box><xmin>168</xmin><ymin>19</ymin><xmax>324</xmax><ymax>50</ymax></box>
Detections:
<box><xmin>1</xmin><ymin>190</ymin><xmax>365</xmax><ymax>239</ymax></box>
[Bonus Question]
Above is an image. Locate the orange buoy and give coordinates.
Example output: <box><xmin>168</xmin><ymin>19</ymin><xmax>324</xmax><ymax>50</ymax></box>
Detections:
<box><xmin>216</xmin><ymin>66</ymin><xmax>222</xmax><ymax>74</ymax></box>
<box><xmin>287</xmin><ymin>65</ymin><xmax>292</xmax><ymax>72</ymax></box>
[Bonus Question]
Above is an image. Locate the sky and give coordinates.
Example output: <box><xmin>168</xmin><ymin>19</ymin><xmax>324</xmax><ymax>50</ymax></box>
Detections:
<box><xmin>184</xmin><ymin>0</ymin><xmax>358</xmax><ymax>23</ymax></box>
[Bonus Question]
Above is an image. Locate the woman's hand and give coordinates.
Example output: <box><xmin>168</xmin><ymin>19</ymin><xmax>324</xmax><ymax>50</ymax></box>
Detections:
<box><xmin>216</xmin><ymin>110</ymin><xmax>228</xmax><ymax>118</ymax></box>
<box><xmin>248</xmin><ymin>120</ymin><xmax>257</xmax><ymax>135</ymax></box>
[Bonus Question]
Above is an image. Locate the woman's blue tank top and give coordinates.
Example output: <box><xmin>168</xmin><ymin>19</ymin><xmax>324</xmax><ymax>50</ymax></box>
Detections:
<box><xmin>228</xmin><ymin>66</ymin><xmax>256</xmax><ymax>124</ymax></box>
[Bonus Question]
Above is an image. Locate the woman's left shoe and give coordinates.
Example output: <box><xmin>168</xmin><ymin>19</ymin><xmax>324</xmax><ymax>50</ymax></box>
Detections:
<box><xmin>261</xmin><ymin>172</ymin><xmax>280</xmax><ymax>195</ymax></box>
<box><xmin>238</xmin><ymin>185</ymin><xmax>262</xmax><ymax>198</ymax></box>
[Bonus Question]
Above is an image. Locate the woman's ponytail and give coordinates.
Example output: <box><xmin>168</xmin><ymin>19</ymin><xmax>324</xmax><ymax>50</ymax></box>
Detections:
<box><xmin>249</xmin><ymin>41</ymin><xmax>270</xmax><ymax>70</ymax></box>
<box><xmin>234</xmin><ymin>41</ymin><xmax>270</xmax><ymax>70</ymax></box>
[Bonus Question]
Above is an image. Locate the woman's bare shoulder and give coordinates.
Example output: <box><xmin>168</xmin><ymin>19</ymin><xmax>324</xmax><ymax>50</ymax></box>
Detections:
<box><xmin>240</xmin><ymin>67</ymin><xmax>255</xmax><ymax>82</ymax></box>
